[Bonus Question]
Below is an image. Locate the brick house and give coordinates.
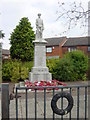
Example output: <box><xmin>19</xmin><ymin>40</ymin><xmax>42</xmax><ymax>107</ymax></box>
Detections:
<box><xmin>1</xmin><ymin>36</ymin><xmax>89</xmax><ymax>60</ymax></box>
<box><xmin>62</xmin><ymin>36</ymin><xmax>90</xmax><ymax>56</ymax></box>
<box><xmin>45</xmin><ymin>36</ymin><xmax>90</xmax><ymax>58</ymax></box>
<box><xmin>2</xmin><ymin>49</ymin><xmax>10</xmax><ymax>60</ymax></box>
<box><xmin>45</xmin><ymin>37</ymin><xmax>67</xmax><ymax>59</ymax></box>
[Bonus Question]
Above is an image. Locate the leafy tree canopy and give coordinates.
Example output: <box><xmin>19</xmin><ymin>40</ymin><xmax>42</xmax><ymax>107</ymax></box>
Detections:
<box><xmin>9</xmin><ymin>17</ymin><xmax>35</xmax><ymax>61</ymax></box>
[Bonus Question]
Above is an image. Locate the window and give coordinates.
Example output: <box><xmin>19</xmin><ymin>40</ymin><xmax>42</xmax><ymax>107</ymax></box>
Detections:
<box><xmin>47</xmin><ymin>56</ymin><xmax>59</xmax><ymax>59</ymax></box>
<box><xmin>4</xmin><ymin>56</ymin><xmax>8</xmax><ymax>59</ymax></box>
<box><xmin>68</xmin><ymin>47</ymin><xmax>76</xmax><ymax>52</ymax></box>
<box><xmin>88</xmin><ymin>46</ymin><xmax>90</xmax><ymax>51</ymax></box>
<box><xmin>46</xmin><ymin>47</ymin><xmax>52</xmax><ymax>53</ymax></box>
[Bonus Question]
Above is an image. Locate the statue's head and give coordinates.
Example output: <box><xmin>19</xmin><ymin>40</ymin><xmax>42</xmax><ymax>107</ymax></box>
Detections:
<box><xmin>38</xmin><ymin>13</ymin><xmax>41</xmax><ymax>17</ymax></box>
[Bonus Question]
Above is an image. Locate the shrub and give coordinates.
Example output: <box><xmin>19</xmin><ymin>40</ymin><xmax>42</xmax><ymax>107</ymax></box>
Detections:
<box><xmin>64</xmin><ymin>50</ymin><xmax>88</xmax><ymax>80</ymax></box>
<box><xmin>47</xmin><ymin>58</ymin><xmax>59</xmax><ymax>73</ymax></box>
<box><xmin>22</xmin><ymin>61</ymin><xmax>33</xmax><ymax>72</ymax></box>
<box><xmin>52</xmin><ymin>58</ymin><xmax>75</xmax><ymax>81</ymax></box>
<box><xmin>48</xmin><ymin>51</ymin><xmax>88</xmax><ymax>81</ymax></box>
<box><xmin>21</xmin><ymin>67</ymin><xmax>29</xmax><ymax>80</ymax></box>
<box><xmin>20</xmin><ymin>61</ymin><xmax>33</xmax><ymax>80</ymax></box>
<box><xmin>2</xmin><ymin>60</ymin><xmax>34</xmax><ymax>82</ymax></box>
<box><xmin>10</xmin><ymin>59</ymin><xmax>20</xmax><ymax>82</ymax></box>
<box><xmin>2</xmin><ymin>60</ymin><xmax>13</xmax><ymax>81</ymax></box>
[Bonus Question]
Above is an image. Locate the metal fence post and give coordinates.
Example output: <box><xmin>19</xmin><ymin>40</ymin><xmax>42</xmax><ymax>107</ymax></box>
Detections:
<box><xmin>1</xmin><ymin>83</ymin><xmax>9</xmax><ymax>119</ymax></box>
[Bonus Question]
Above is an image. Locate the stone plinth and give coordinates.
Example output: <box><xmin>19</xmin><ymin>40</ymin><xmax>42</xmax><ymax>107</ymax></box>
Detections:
<box><xmin>29</xmin><ymin>39</ymin><xmax>52</xmax><ymax>82</ymax></box>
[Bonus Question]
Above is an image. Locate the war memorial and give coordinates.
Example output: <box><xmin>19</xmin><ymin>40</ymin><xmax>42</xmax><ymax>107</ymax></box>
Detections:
<box><xmin>29</xmin><ymin>13</ymin><xmax>52</xmax><ymax>82</ymax></box>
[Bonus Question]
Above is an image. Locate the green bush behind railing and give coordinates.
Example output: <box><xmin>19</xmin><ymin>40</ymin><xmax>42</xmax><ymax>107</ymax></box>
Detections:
<box><xmin>47</xmin><ymin>50</ymin><xmax>88</xmax><ymax>81</ymax></box>
<box><xmin>2</xmin><ymin>59</ymin><xmax>33</xmax><ymax>82</ymax></box>
<box><xmin>2</xmin><ymin>50</ymin><xmax>88</xmax><ymax>82</ymax></box>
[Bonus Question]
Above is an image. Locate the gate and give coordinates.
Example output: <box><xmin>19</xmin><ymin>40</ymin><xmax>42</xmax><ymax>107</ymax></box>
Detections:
<box><xmin>1</xmin><ymin>83</ymin><xmax>90</xmax><ymax>119</ymax></box>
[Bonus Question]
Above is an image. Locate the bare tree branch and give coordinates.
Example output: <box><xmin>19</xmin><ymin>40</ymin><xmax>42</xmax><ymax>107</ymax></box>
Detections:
<box><xmin>56</xmin><ymin>1</ymin><xmax>89</xmax><ymax>35</ymax></box>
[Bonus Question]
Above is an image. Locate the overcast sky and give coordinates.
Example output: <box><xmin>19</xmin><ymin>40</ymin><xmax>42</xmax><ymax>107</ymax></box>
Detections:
<box><xmin>0</xmin><ymin>0</ymin><xmax>89</xmax><ymax>49</ymax></box>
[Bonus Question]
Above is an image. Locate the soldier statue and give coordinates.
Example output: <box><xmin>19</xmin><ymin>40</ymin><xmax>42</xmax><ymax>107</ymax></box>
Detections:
<box><xmin>36</xmin><ymin>13</ymin><xmax>44</xmax><ymax>40</ymax></box>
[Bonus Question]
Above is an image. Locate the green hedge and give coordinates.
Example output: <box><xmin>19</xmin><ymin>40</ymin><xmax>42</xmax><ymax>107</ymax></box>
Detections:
<box><xmin>2</xmin><ymin>50</ymin><xmax>88</xmax><ymax>82</ymax></box>
<box><xmin>47</xmin><ymin>50</ymin><xmax>88</xmax><ymax>81</ymax></box>
<box><xmin>2</xmin><ymin>60</ymin><xmax>13</xmax><ymax>81</ymax></box>
<box><xmin>2</xmin><ymin>59</ymin><xmax>33</xmax><ymax>82</ymax></box>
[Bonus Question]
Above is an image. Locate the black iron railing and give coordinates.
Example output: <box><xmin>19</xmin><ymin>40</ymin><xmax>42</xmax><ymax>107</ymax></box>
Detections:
<box><xmin>15</xmin><ymin>85</ymin><xmax>89</xmax><ymax>119</ymax></box>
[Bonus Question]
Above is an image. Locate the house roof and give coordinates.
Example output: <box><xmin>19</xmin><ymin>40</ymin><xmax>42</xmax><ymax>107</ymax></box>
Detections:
<box><xmin>2</xmin><ymin>49</ymin><xmax>10</xmax><ymax>55</ymax></box>
<box><xmin>63</xmin><ymin>36</ymin><xmax>89</xmax><ymax>47</ymax></box>
<box><xmin>45</xmin><ymin>37</ymin><xmax>66</xmax><ymax>46</ymax></box>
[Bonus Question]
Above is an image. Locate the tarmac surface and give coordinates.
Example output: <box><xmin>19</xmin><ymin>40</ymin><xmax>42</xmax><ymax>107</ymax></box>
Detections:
<box><xmin>0</xmin><ymin>81</ymin><xmax>90</xmax><ymax>119</ymax></box>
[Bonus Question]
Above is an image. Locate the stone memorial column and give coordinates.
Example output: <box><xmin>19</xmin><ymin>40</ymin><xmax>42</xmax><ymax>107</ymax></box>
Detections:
<box><xmin>29</xmin><ymin>13</ymin><xmax>52</xmax><ymax>82</ymax></box>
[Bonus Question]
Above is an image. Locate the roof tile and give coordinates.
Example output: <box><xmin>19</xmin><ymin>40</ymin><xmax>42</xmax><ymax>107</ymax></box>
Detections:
<box><xmin>63</xmin><ymin>36</ymin><xmax>89</xmax><ymax>46</ymax></box>
<box><xmin>45</xmin><ymin>37</ymin><xmax>66</xmax><ymax>46</ymax></box>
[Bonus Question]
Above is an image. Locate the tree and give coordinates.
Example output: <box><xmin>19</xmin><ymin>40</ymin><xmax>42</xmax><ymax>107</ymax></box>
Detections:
<box><xmin>0</xmin><ymin>30</ymin><xmax>5</xmax><ymax>39</ymax></box>
<box><xmin>9</xmin><ymin>17</ymin><xmax>35</xmax><ymax>61</ymax></box>
<box><xmin>56</xmin><ymin>1</ymin><xmax>89</xmax><ymax>34</ymax></box>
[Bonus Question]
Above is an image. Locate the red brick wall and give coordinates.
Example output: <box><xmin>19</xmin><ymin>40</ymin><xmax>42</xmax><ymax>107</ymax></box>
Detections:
<box><xmin>62</xmin><ymin>47</ymin><xmax>68</xmax><ymax>54</ymax></box>
<box><xmin>2</xmin><ymin>54</ymin><xmax>10</xmax><ymax>60</ymax></box>
<box><xmin>46</xmin><ymin>46</ymin><xmax>89</xmax><ymax>58</ymax></box>
<box><xmin>77</xmin><ymin>46</ymin><xmax>88</xmax><ymax>55</ymax></box>
<box><xmin>62</xmin><ymin>46</ymin><xmax>88</xmax><ymax>55</ymax></box>
<box><xmin>46</xmin><ymin>38</ymin><xmax>67</xmax><ymax>58</ymax></box>
<box><xmin>59</xmin><ymin>38</ymin><xmax>67</xmax><ymax>58</ymax></box>
<box><xmin>46</xmin><ymin>46</ymin><xmax>59</xmax><ymax>57</ymax></box>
